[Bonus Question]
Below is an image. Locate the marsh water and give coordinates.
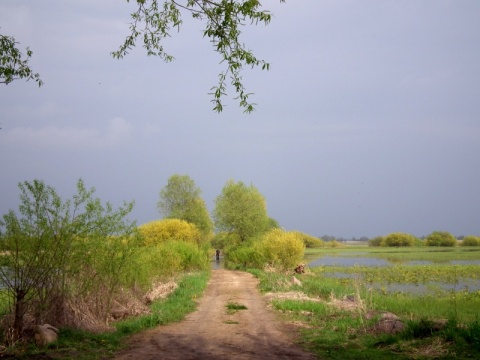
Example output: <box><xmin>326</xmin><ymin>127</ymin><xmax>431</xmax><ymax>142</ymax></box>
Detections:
<box><xmin>211</xmin><ymin>250</ymin><xmax>480</xmax><ymax>294</ymax></box>
<box><xmin>305</xmin><ymin>252</ymin><xmax>480</xmax><ymax>294</ymax></box>
<box><xmin>306</xmin><ymin>253</ymin><xmax>480</xmax><ymax>267</ymax></box>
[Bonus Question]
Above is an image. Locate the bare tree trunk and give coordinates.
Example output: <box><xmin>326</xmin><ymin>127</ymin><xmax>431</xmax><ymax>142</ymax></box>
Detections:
<box><xmin>13</xmin><ymin>289</ymin><xmax>26</xmax><ymax>342</ymax></box>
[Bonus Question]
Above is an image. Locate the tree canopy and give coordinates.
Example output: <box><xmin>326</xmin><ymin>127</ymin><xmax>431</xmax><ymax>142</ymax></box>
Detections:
<box><xmin>113</xmin><ymin>0</ymin><xmax>285</xmax><ymax>112</ymax></box>
<box><xmin>213</xmin><ymin>179</ymin><xmax>269</xmax><ymax>242</ymax></box>
<box><xmin>0</xmin><ymin>32</ymin><xmax>43</xmax><ymax>87</ymax></box>
<box><xmin>157</xmin><ymin>174</ymin><xmax>213</xmax><ymax>235</ymax></box>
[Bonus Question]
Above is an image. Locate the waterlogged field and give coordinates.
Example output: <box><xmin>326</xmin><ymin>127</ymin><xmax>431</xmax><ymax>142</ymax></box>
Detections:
<box><xmin>251</xmin><ymin>246</ymin><xmax>480</xmax><ymax>359</ymax></box>
<box><xmin>306</xmin><ymin>246</ymin><xmax>480</xmax><ymax>295</ymax></box>
<box><xmin>305</xmin><ymin>246</ymin><xmax>480</xmax><ymax>264</ymax></box>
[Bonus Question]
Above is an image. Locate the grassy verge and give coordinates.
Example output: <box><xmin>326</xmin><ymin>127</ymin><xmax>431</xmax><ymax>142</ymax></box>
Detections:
<box><xmin>249</xmin><ymin>268</ymin><xmax>480</xmax><ymax>359</ymax></box>
<box><xmin>6</xmin><ymin>271</ymin><xmax>210</xmax><ymax>360</ymax></box>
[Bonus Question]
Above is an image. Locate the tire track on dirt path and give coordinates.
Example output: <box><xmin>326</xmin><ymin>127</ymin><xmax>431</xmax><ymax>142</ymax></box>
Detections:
<box><xmin>113</xmin><ymin>269</ymin><xmax>317</xmax><ymax>360</ymax></box>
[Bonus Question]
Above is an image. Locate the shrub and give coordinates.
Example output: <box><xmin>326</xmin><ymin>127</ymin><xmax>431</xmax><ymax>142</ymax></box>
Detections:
<box><xmin>136</xmin><ymin>240</ymin><xmax>209</xmax><ymax>279</ymax></box>
<box><xmin>383</xmin><ymin>232</ymin><xmax>416</xmax><ymax>247</ymax></box>
<box><xmin>138</xmin><ymin>219</ymin><xmax>201</xmax><ymax>246</ymax></box>
<box><xmin>425</xmin><ymin>231</ymin><xmax>457</xmax><ymax>247</ymax></box>
<box><xmin>461</xmin><ymin>235</ymin><xmax>480</xmax><ymax>246</ymax></box>
<box><xmin>224</xmin><ymin>242</ymin><xmax>263</xmax><ymax>269</ymax></box>
<box><xmin>0</xmin><ymin>179</ymin><xmax>140</xmax><ymax>336</ymax></box>
<box><xmin>224</xmin><ymin>229</ymin><xmax>306</xmax><ymax>271</ymax></box>
<box><xmin>292</xmin><ymin>231</ymin><xmax>324</xmax><ymax>248</ymax></box>
<box><xmin>133</xmin><ymin>245</ymin><xmax>182</xmax><ymax>283</ymax></box>
<box><xmin>324</xmin><ymin>240</ymin><xmax>344</xmax><ymax>248</ymax></box>
<box><xmin>160</xmin><ymin>241</ymin><xmax>209</xmax><ymax>272</ymax></box>
<box><xmin>414</xmin><ymin>237</ymin><xmax>425</xmax><ymax>246</ymax></box>
<box><xmin>255</xmin><ymin>229</ymin><xmax>305</xmax><ymax>271</ymax></box>
<box><xmin>368</xmin><ymin>236</ymin><xmax>384</xmax><ymax>247</ymax></box>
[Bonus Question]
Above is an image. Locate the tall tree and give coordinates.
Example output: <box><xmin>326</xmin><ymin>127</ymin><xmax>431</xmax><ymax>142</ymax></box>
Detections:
<box><xmin>213</xmin><ymin>179</ymin><xmax>269</xmax><ymax>242</ymax></box>
<box><xmin>0</xmin><ymin>32</ymin><xmax>43</xmax><ymax>86</ymax></box>
<box><xmin>157</xmin><ymin>174</ymin><xmax>213</xmax><ymax>235</ymax></box>
<box><xmin>113</xmin><ymin>0</ymin><xmax>285</xmax><ymax>112</ymax></box>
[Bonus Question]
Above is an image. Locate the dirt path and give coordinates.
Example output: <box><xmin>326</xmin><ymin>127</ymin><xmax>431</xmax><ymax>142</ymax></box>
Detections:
<box><xmin>113</xmin><ymin>269</ymin><xmax>317</xmax><ymax>360</ymax></box>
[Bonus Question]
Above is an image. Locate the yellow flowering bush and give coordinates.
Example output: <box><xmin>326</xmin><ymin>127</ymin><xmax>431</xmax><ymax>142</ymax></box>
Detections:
<box><xmin>138</xmin><ymin>219</ymin><xmax>201</xmax><ymax>246</ymax></box>
<box><xmin>255</xmin><ymin>229</ymin><xmax>305</xmax><ymax>271</ymax></box>
<box><xmin>383</xmin><ymin>232</ymin><xmax>417</xmax><ymax>247</ymax></box>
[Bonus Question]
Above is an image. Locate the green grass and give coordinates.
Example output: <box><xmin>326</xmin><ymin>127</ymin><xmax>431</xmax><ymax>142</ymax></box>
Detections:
<box><xmin>116</xmin><ymin>271</ymin><xmax>209</xmax><ymax>336</ymax></box>
<box><xmin>5</xmin><ymin>271</ymin><xmax>210</xmax><ymax>359</ymax></box>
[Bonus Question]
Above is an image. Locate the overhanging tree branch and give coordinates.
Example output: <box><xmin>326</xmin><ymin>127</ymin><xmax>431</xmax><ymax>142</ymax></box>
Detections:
<box><xmin>113</xmin><ymin>0</ymin><xmax>285</xmax><ymax>113</ymax></box>
<box><xmin>0</xmin><ymin>32</ymin><xmax>43</xmax><ymax>87</ymax></box>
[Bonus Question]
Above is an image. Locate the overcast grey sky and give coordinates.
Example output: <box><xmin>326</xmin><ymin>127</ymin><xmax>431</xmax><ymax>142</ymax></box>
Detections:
<box><xmin>1</xmin><ymin>1</ymin><xmax>479</xmax><ymax>239</ymax></box>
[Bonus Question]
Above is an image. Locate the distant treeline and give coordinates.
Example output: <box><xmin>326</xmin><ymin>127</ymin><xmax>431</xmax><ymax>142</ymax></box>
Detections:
<box><xmin>319</xmin><ymin>234</ymin><xmax>472</xmax><ymax>242</ymax></box>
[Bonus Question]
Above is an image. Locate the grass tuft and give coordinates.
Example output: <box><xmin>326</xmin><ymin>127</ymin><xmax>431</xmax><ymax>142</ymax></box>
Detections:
<box><xmin>226</xmin><ymin>302</ymin><xmax>248</xmax><ymax>314</ymax></box>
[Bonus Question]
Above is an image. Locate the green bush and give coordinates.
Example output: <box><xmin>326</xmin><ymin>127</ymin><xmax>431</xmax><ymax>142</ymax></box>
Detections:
<box><xmin>131</xmin><ymin>244</ymin><xmax>182</xmax><ymax>284</ymax></box>
<box><xmin>135</xmin><ymin>240</ymin><xmax>208</xmax><ymax>281</ymax></box>
<box><xmin>224</xmin><ymin>229</ymin><xmax>306</xmax><ymax>271</ymax></box>
<box><xmin>368</xmin><ymin>236</ymin><xmax>384</xmax><ymax>247</ymax></box>
<box><xmin>425</xmin><ymin>231</ymin><xmax>457</xmax><ymax>247</ymax></box>
<box><xmin>413</xmin><ymin>237</ymin><xmax>425</xmax><ymax>246</ymax></box>
<box><xmin>324</xmin><ymin>239</ymin><xmax>345</xmax><ymax>248</ymax></box>
<box><xmin>461</xmin><ymin>235</ymin><xmax>480</xmax><ymax>246</ymax></box>
<box><xmin>224</xmin><ymin>242</ymin><xmax>263</xmax><ymax>269</ymax></box>
<box><xmin>383</xmin><ymin>232</ymin><xmax>416</xmax><ymax>247</ymax></box>
<box><xmin>160</xmin><ymin>241</ymin><xmax>209</xmax><ymax>272</ymax></box>
<box><xmin>292</xmin><ymin>231</ymin><xmax>324</xmax><ymax>248</ymax></box>
<box><xmin>0</xmin><ymin>179</ymin><xmax>140</xmax><ymax>335</ymax></box>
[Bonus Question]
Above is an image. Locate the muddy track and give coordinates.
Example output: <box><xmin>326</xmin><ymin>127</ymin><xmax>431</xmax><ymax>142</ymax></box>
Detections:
<box><xmin>113</xmin><ymin>269</ymin><xmax>317</xmax><ymax>360</ymax></box>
